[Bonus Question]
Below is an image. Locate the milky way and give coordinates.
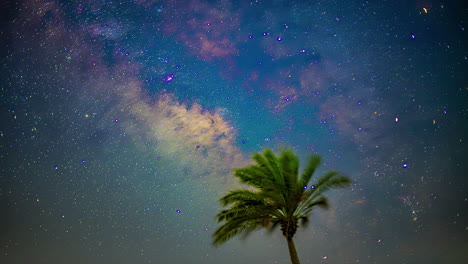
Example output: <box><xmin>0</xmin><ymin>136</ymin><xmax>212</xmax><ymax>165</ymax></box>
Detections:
<box><xmin>1</xmin><ymin>0</ymin><xmax>467</xmax><ymax>263</ymax></box>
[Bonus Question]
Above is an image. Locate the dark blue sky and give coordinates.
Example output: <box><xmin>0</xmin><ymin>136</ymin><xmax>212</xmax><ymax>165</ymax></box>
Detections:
<box><xmin>1</xmin><ymin>0</ymin><xmax>467</xmax><ymax>263</ymax></box>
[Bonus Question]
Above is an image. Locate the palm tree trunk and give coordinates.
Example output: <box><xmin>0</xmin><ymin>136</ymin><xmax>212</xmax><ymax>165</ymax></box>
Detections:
<box><xmin>286</xmin><ymin>237</ymin><xmax>301</xmax><ymax>264</ymax></box>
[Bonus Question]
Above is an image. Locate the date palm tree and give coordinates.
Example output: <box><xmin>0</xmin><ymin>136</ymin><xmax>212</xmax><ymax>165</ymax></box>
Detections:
<box><xmin>213</xmin><ymin>148</ymin><xmax>351</xmax><ymax>264</ymax></box>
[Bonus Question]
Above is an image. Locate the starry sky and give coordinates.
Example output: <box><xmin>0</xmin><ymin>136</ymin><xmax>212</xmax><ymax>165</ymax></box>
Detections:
<box><xmin>0</xmin><ymin>0</ymin><xmax>467</xmax><ymax>263</ymax></box>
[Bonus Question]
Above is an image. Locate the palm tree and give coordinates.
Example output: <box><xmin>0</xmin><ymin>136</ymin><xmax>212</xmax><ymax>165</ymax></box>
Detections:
<box><xmin>212</xmin><ymin>148</ymin><xmax>352</xmax><ymax>264</ymax></box>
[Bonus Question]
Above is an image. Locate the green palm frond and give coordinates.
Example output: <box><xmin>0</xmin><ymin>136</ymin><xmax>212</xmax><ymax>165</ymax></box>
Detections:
<box><xmin>213</xmin><ymin>216</ymin><xmax>261</xmax><ymax>246</ymax></box>
<box><xmin>213</xmin><ymin>148</ymin><xmax>352</xmax><ymax>247</ymax></box>
<box><xmin>251</xmin><ymin>151</ymin><xmax>272</xmax><ymax>173</ymax></box>
<box><xmin>219</xmin><ymin>189</ymin><xmax>265</xmax><ymax>207</ymax></box>
<box><xmin>308</xmin><ymin>171</ymin><xmax>352</xmax><ymax>200</ymax></box>
<box><xmin>234</xmin><ymin>165</ymin><xmax>269</xmax><ymax>188</ymax></box>
<box><xmin>299</xmin><ymin>155</ymin><xmax>321</xmax><ymax>188</ymax></box>
<box><xmin>261</xmin><ymin>149</ymin><xmax>285</xmax><ymax>186</ymax></box>
<box><xmin>214</xmin><ymin>204</ymin><xmax>278</xmax><ymax>246</ymax></box>
<box><xmin>217</xmin><ymin>205</ymin><xmax>263</xmax><ymax>223</ymax></box>
<box><xmin>278</xmin><ymin>149</ymin><xmax>299</xmax><ymax>198</ymax></box>
<box><xmin>298</xmin><ymin>196</ymin><xmax>329</xmax><ymax>217</ymax></box>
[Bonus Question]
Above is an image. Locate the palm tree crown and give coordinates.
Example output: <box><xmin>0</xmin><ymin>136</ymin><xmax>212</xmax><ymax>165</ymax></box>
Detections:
<box><xmin>213</xmin><ymin>148</ymin><xmax>351</xmax><ymax>264</ymax></box>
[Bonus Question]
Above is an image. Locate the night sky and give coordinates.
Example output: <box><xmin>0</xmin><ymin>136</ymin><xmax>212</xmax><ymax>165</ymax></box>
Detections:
<box><xmin>1</xmin><ymin>0</ymin><xmax>467</xmax><ymax>263</ymax></box>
